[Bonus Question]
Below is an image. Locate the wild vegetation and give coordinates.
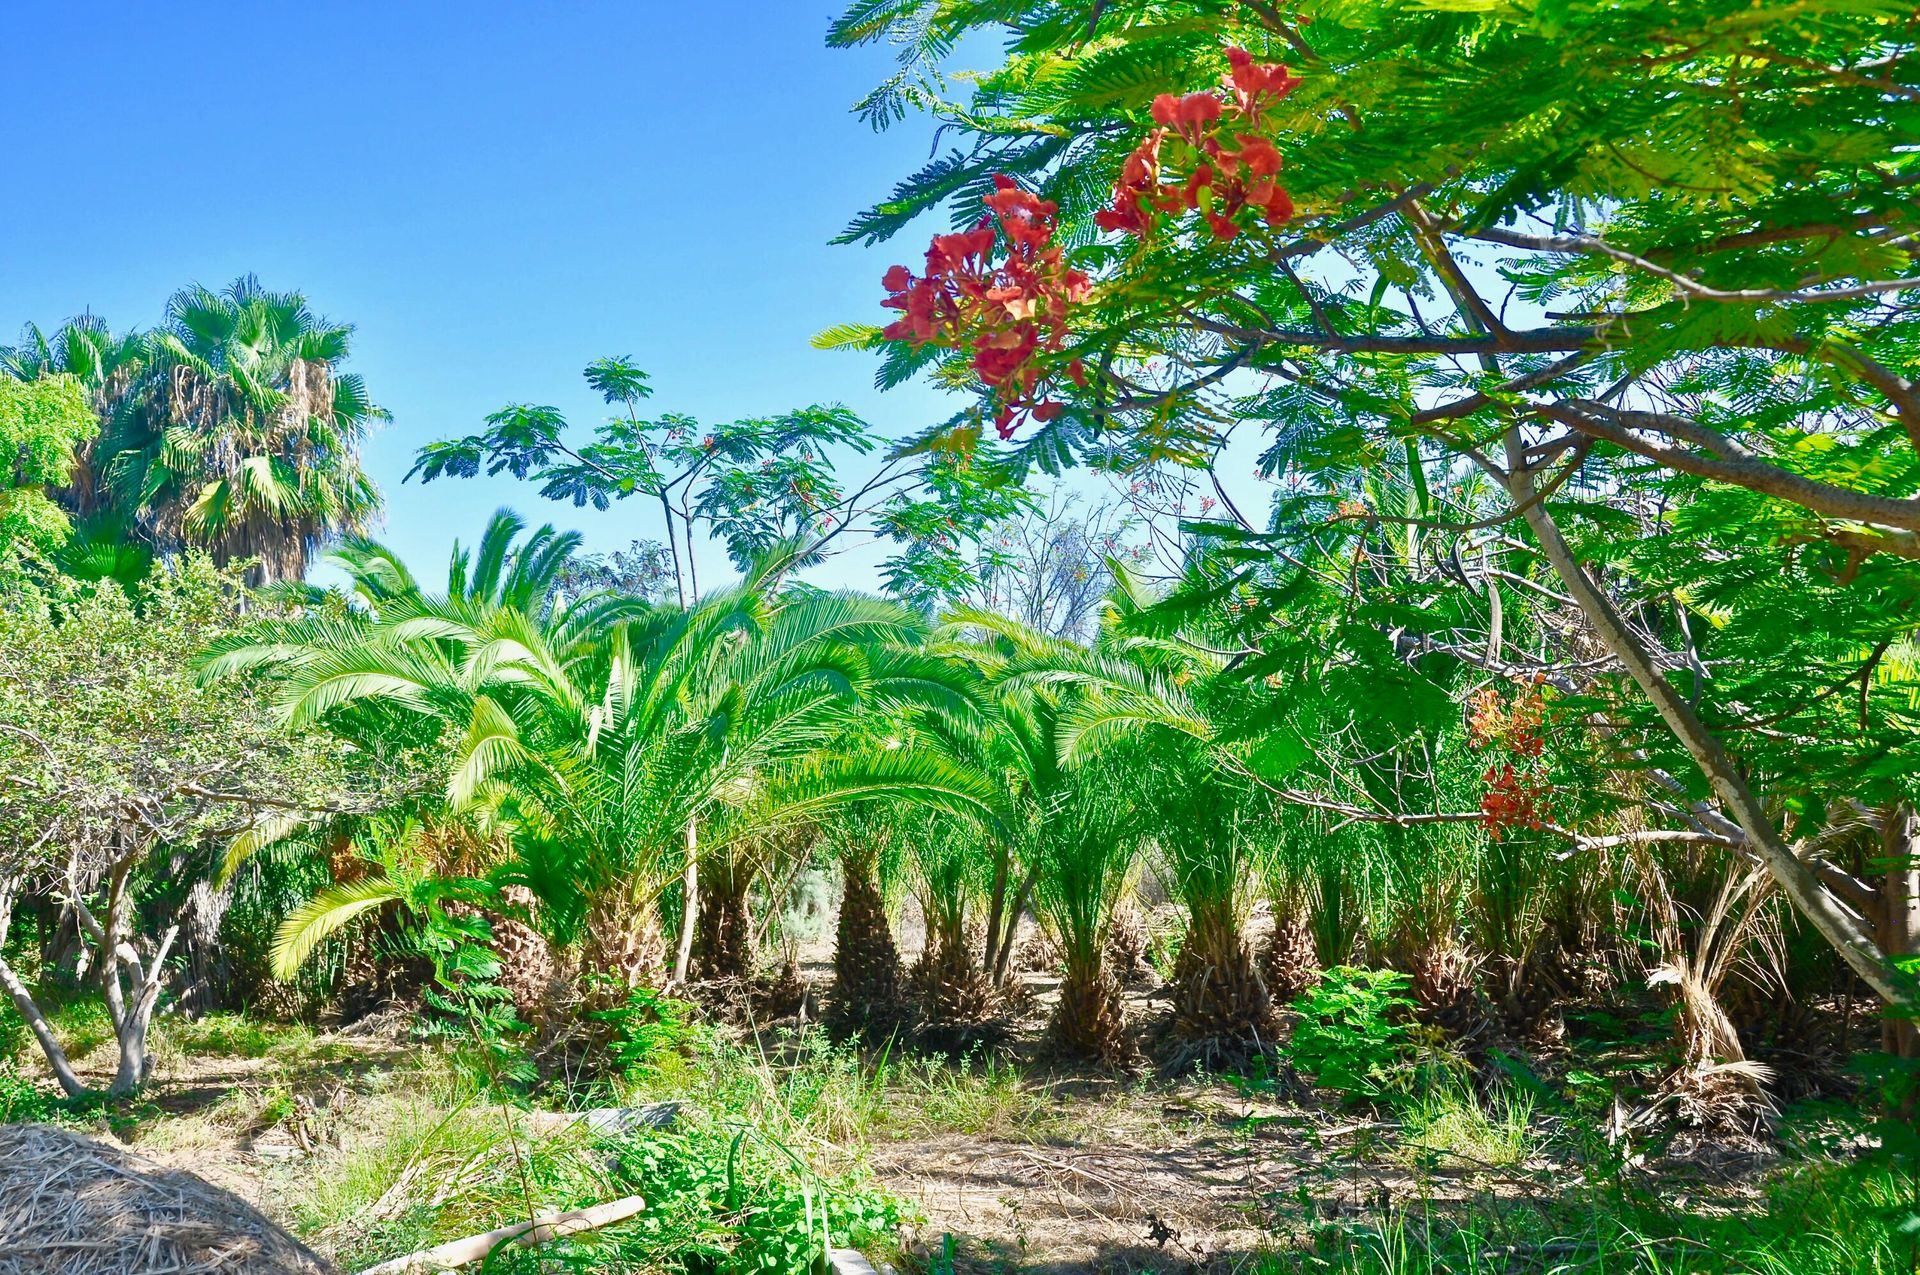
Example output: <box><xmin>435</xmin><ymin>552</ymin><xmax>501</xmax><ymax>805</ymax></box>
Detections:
<box><xmin>2</xmin><ymin>2</ymin><xmax>1918</xmax><ymax>1272</ymax></box>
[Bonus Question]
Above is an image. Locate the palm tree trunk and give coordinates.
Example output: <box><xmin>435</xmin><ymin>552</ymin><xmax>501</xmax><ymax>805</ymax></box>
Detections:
<box><xmin>1051</xmin><ymin>944</ymin><xmax>1133</xmax><ymax>1068</ymax></box>
<box><xmin>1168</xmin><ymin>899</ymin><xmax>1274</xmax><ymax>1069</ymax></box>
<box><xmin>696</xmin><ymin>858</ymin><xmax>753</xmax><ymax>980</ymax></box>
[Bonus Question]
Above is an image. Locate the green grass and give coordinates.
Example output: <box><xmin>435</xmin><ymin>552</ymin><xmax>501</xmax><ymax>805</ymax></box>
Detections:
<box><xmin>147</xmin><ymin>1011</ymin><xmax>313</xmax><ymax>1072</ymax></box>
<box><xmin>266</xmin><ymin>1032</ymin><xmax>907</xmax><ymax>1274</ymax></box>
<box><xmin>1396</xmin><ymin>1077</ymin><xmax>1535</xmax><ymax>1172</ymax></box>
<box><xmin>1257</xmin><ymin>1156</ymin><xmax>1920</xmax><ymax>1275</ymax></box>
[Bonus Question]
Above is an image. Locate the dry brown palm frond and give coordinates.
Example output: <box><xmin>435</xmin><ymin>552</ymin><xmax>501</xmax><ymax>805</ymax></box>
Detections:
<box><xmin>0</xmin><ymin>1123</ymin><xmax>334</xmax><ymax>1275</ymax></box>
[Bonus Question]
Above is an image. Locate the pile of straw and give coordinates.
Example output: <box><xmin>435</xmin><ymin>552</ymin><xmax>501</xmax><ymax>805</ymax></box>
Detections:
<box><xmin>0</xmin><ymin>1123</ymin><xmax>334</xmax><ymax>1275</ymax></box>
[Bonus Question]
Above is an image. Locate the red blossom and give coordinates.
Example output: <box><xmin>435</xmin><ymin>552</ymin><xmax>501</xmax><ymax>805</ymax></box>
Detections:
<box><xmin>1098</xmin><ymin>47</ymin><xmax>1302</xmax><ymax>244</ymax></box>
<box><xmin>879</xmin><ymin>173</ymin><xmax>1089</xmax><ymax>441</ymax></box>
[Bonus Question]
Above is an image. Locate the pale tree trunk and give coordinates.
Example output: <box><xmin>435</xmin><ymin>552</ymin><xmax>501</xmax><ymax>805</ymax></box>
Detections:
<box><xmin>1499</xmin><ymin>429</ymin><xmax>1914</xmax><ymax>1010</ymax></box>
<box><xmin>982</xmin><ymin>844</ymin><xmax>1011</xmax><ymax>984</ymax></box>
<box><xmin>1881</xmin><ymin>804</ymin><xmax>1920</xmax><ymax>1059</ymax></box>
<box><xmin>672</xmin><ymin>819</ymin><xmax>698</xmax><ymax>985</ymax></box>
<box><xmin>0</xmin><ymin>877</ymin><xmax>87</xmax><ymax>1098</ymax></box>
<box><xmin>69</xmin><ymin>850</ymin><xmax>180</xmax><ymax>1097</ymax></box>
<box><xmin>990</xmin><ymin>867</ymin><xmax>1041</xmax><ymax>985</ymax></box>
<box><xmin>177</xmin><ymin>876</ymin><xmax>233</xmax><ymax>1016</ymax></box>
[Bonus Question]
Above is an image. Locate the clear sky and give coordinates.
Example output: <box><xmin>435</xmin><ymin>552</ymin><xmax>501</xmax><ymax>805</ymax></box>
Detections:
<box><xmin>0</xmin><ymin>3</ymin><xmax>975</xmax><ymax>586</ymax></box>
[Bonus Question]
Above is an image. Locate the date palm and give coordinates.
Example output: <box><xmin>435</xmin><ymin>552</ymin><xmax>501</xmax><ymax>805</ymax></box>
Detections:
<box><xmin>1011</xmin><ymin>568</ymin><xmax>1280</xmax><ymax>1070</ymax></box>
<box><xmin>211</xmin><ymin>526</ymin><xmax>993</xmax><ymax>1007</ymax></box>
<box><xmin>1030</xmin><ymin>760</ymin><xmax>1143</xmax><ymax>1068</ymax></box>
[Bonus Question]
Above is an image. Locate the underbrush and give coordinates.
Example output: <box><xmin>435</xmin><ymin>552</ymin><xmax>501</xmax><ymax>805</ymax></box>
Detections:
<box><xmin>277</xmin><ymin>1020</ymin><xmax>906</xmax><ymax>1273</ymax></box>
<box><xmin>1262</xmin><ymin>1156</ymin><xmax>1920</xmax><ymax>1275</ymax></box>
<box><xmin>152</xmin><ymin>1010</ymin><xmax>310</xmax><ymax>1063</ymax></box>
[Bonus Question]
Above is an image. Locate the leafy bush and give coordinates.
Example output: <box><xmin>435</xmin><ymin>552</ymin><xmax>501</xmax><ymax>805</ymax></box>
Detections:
<box><xmin>1288</xmin><ymin>967</ymin><xmax>1415</xmax><ymax>1105</ymax></box>
<box><xmin>608</xmin><ymin>1124</ymin><xmax>900</xmax><ymax>1273</ymax></box>
<box><xmin>593</xmin><ymin>986</ymin><xmax>703</xmax><ymax>1082</ymax></box>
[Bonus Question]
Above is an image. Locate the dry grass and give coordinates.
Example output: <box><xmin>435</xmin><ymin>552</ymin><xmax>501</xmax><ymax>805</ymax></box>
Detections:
<box><xmin>0</xmin><ymin>1122</ymin><xmax>333</xmax><ymax>1275</ymax></box>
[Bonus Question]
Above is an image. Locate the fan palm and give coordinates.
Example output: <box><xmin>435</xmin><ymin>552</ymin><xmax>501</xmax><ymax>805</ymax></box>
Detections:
<box><xmin>2</xmin><ymin>315</ymin><xmax>146</xmax><ymax>524</ymax></box>
<box><xmin>100</xmin><ymin>276</ymin><xmax>383</xmax><ymax>583</ymax></box>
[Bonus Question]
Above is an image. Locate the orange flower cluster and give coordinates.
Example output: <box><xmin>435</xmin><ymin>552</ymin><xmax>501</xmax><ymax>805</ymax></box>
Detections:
<box><xmin>882</xmin><ymin>175</ymin><xmax>1091</xmax><ymax>439</ymax></box>
<box><xmin>1465</xmin><ymin>682</ymin><xmax>1547</xmax><ymax>758</ymax></box>
<box><xmin>1467</xmin><ymin>681</ymin><xmax>1553</xmax><ymax>838</ymax></box>
<box><xmin>1095</xmin><ymin>48</ymin><xmax>1302</xmax><ymax>242</ymax></box>
<box><xmin>1480</xmin><ymin>764</ymin><xmax>1553</xmax><ymax>840</ymax></box>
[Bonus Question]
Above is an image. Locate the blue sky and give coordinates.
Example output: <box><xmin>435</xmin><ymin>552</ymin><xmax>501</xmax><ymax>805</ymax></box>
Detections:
<box><xmin>0</xmin><ymin>3</ymin><xmax>979</xmax><ymax>586</ymax></box>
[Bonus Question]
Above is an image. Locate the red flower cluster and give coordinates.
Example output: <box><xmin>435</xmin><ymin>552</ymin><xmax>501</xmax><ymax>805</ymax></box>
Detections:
<box><xmin>1465</xmin><ymin>682</ymin><xmax>1547</xmax><ymax>758</ymax></box>
<box><xmin>1480</xmin><ymin>764</ymin><xmax>1553</xmax><ymax>840</ymax></box>
<box><xmin>1095</xmin><ymin>48</ymin><xmax>1302</xmax><ymax>242</ymax></box>
<box><xmin>1467</xmin><ymin>680</ymin><xmax>1554</xmax><ymax>837</ymax></box>
<box><xmin>882</xmin><ymin>175</ymin><xmax>1091</xmax><ymax>439</ymax></box>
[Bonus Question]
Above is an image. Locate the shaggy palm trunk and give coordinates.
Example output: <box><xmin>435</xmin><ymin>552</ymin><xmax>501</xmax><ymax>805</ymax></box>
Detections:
<box><xmin>1168</xmin><ymin>902</ymin><xmax>1275</xmax><ymax>1069</ymax></box>
<box><xmin>829</xmin><ymin>863</ymin><xmax>905</xmax><ymax>1038</ymax></box>
<box><xmin>1260</xmin><ymin>906</ymin><xmax>1321</xmax><ymax>1006</ymax></box>
<box><xmin>1486</xmin><ymin>952</ymin><xmax>1564</xmax><ymax>1045</ymax></box>
<box><xmin>919</xmin><ymin>915</ymin><xmax>996</xmax><ymax>1025</ymax></box>
<box><xmin>1106</xmin><ymin>904</ymin><xmax>1151</xmax><ymax>985</ymax></box>
<box><xmin>696</xmin><ymin>862</ymin><xmax>753</xmax><ymax>981</ymax></box>
<box><xmin>1051</xmin><ymin>947</ymin><xmax>1133</xmax><ymax>1069</ymax></box>
<box><xmin>177</xmin><ymin>878</ymin><xmax>234</xmax><ymax>1016</ymax></box>
<box><xmin>1406</xmin><ymin>936</ymin><xmax>1489</xmax><ymax>1046</ymax></box>
<box><xmin>489</xmin><ymin>886</ymin><xmax>556</xmax><ymax>1026</ymax></box>
<box><xmin>580</xmin><ymin>891</ymin><xmax>666</xmax><ymax>1010</ymax></box>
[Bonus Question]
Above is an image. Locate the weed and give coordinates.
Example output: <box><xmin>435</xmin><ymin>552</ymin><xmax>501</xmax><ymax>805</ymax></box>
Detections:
<box><xmin>1398</xmin><ymin>1077</ymin><xmax>1535</xmax><ymax>1172</ymax></box>
<box><xmin>1288</xmin><ymin>967</ymin><xmax>1416</xmax><ymax>1106</ymax></box>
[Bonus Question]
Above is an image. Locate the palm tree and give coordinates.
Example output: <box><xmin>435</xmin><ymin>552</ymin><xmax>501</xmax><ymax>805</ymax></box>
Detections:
<box><xmin>1010</xmin><ymin>567</ymin><xmax>1282</xmax><ymax>1070</ymax></box>
<box><xmin>925</xmin><ymin>607</ymin><xmax>1090</xmax><ymax>987</ymax></box>
<box><xmin>100</xmin><ymin>276</ymin><xmax>383</xmax><ymax>583</ymax></box>
<box><xmin>822</xmin><ymin>800</ymin><xmax>915</xmax><ymax>1040</ymax></box>
<box><xmin>2</xmin><ymin>314</ymin><xmax>145</xmax><ymax>523</ymax></box>
<box><xmin>209</xmin><ymin>524</ymin><xmax>993</xmax><ymax>1017</ymax></box>
<box><xmin>1030</xmin><ymin>760</ymin><xmax>1142</xmax><ymax>1067</ymax></box>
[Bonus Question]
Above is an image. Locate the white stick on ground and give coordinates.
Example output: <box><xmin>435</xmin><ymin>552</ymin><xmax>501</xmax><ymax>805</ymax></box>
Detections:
<box><xmin>354</xmin><ymin>1195</ymin><xmax>648</xmax><ymax>1274</ymax></box>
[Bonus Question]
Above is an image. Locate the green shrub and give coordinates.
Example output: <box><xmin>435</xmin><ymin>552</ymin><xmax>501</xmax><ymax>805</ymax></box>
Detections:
<box><xmin>0</xmin><ymin>998</ymin><xmax>26</xmax><ymax>1062</ymax></box>
<box><xmin>593</xmin><ymin>986</ymin><xmax>704</xmax><ymax>1083</ymax></box>
<box><xmin>1288</xmin><ymin>967</ymin><xmax>1415</xmax><ymax>1105</ymax></box>
<box><xmin>608</xmin><ymin>1124</ymin><xmax>900</xmax><ymax>1272</ymax></box>
<box><xmin>0</xmin><ymin>1061</ymin><xmax>58</xmax><ymax>1123</ymax></box>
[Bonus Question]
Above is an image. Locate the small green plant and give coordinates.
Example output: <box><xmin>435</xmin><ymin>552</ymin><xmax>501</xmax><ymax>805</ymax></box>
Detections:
<box><xmin>1287</xmin><ymin>967</ymin><xmax>1415</xmax><ymax>1105</ymax></box>
<box><xmin>608</xmin><ymin>1123</ymin><xmax>902</xmax><ymax>1273</ymax></box>
<box><xmin>0</xmin><ymin>1060</ymin><xmax>59</xmax><ymax>1123</ymax></box>
<box><xmin>592</xmin><ymin>986</ymin><xmax>702</xmax><ymax>1082</ymax></box>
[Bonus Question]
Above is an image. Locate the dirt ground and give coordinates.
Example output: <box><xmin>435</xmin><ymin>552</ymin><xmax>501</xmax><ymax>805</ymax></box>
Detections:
<box><xmin>26</xmin><ymin>898</ymin><xmax>1781</xmax><ymax>1274</ymax></box>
